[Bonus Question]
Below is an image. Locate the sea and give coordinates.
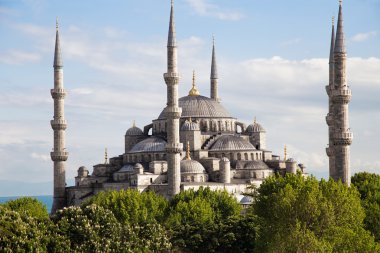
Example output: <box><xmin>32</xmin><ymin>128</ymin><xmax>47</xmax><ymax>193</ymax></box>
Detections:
<box><xmin>0</xmin><ymin>195</ymin><xmax>53</xmax><ymax>213</ymax></box>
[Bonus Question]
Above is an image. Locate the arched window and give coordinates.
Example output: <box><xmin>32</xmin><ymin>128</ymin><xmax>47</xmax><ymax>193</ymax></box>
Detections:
<box><xmin>256</xmin><ymin>153</ymin><xmax>258</xmax><ymax>160</ymax></box>
<box><xmin>191</xmin><ymin>176</ymin><xmax>195</xmax><ymax>182</ymax></box>
<box><xmin>251</xmin><ymin>153</ymin><xmax>254</xmax><ymax>160</ymax></box>
<box><xmin>244</xmin><ymin>153</ymin><xmax>248</xmax><ymax>160</ymax></box>
<box><xmin>237</xmin><ymin>153</ymin><xmax>241</xmax><ymax>160</ymax></box>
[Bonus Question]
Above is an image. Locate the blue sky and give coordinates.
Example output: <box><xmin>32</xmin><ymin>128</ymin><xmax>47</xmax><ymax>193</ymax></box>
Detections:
<box><xmin>0</xmin><ymin>0</ymin><xmax>379</xmax><ymax>196</ymax></box>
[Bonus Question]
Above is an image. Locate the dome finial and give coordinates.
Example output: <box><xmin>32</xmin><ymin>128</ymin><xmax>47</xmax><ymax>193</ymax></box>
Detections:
<box><xmin>189</xmin><ymin>70</ymin><xmax>200</xmax><ymax>96</ymax></box>
<box><xmin>284</xmin><ymin>145</ymin><xmax>287</xmax><ymax>161</ymax></box>
<box><xmin>186</xmin><ymin>141</ymin><xmax>191</xmax><ymax>160</ymax></box>
<box><xmin>104</xmin><ymin>148</ymin><xmax>108</xmax><ymax>164</ymax></box>
<box><xmin>254</xmin><ymin>116</ymin><xmax>256</xmax><ymax>124</ymax></box>
<box><xmin>132</xmin><ymin>120</ymin><xmax>136</xmax><ymax>127</ymax></box>
<box><xmin>56</xmin><ymin>17</ymin><xmax>59</xmax><ymax>31</ymax></box>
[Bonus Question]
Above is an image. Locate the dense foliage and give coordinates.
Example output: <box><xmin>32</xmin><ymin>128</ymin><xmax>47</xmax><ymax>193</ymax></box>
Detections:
<box><xmin>352</xmin><ymin>172</ymin><xmax>380</xmax><ymax>241</ymax></box>
<box><xmin>253</xmin><ymin>173</ymin><xmax>379</xmax><ymax>252</ymax></box>
<box><xmin>1</xmin><ymin>175</ymin><xmax>380</xmax><ymax>252</ymax></box>
<box><xmin>83</xmin><ymin>189</ymin><xmax>168</xmax><ymax>225</ymax></box>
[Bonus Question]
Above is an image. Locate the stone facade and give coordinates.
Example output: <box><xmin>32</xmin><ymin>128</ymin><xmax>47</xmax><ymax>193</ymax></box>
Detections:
<box><xmin>54</xmin><ymin>1</ymin><xmax>312</xmax><ymax>210</ymax></box>
<box><xmin>326</xmin><ymin>2</ymin><xmax>353</xmax><ymax>185</ymax></box>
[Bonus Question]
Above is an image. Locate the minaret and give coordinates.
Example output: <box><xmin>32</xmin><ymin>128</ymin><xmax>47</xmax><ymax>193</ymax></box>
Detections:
<box><xmin>210</xmin><ymin>36</ymin><xmax>219</xmax><ymax>101</ymax></box>
<box><xmin>331</xmin><ymin>0</ymin><xmax>353</xmax><ymax>185</ymax></box>
<box><xmin>164</xmin><ymin>0</ymin><xmax>183</xmax><ymax>197</ymax></box>
<box><xmin>50</xmin><ymin>19</ymin><xmax>68</xmax><ymax>213</ymax></box>
<box><xmin>326</xmin><ymin>17</ymin><xmax>336</xmax><ymax>180</ymax></box>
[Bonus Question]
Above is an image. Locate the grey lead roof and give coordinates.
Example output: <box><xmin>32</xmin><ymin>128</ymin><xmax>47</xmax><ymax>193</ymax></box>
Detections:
<box><xmin>126</xmin><ymin>126</ymin><xmax>144</xmax><ymax>136</ymax></box>
<box><xmin>334</xmin><ymin>2</ymin><xmax>345</xmax><ymax>53</ymax></box>
<box><xmin>210</xmin><ymin>38</ymin><xmax>218</xmax><ymax>79</ymax></box>
<box><xmin>53</xmin><ymin>20</ymin><xmax>63</xmax><ymax>68</ymax></box>
<box><xmin>158</xmin><ymin>95</ymin><xmax>233</xmax><ymax>119</ymax></box>
<box><xmin>244</xmin><ymin>160</ymin><xmax>270</xmax><ymax>170</ymax></box>
<box><xmin>129</xmin><ymin>137</ymin><xmax>167</xmax><ymax>153</ymax></box>
<box><xmin>180</xmin><ymin>159</ymin><xmax>206</xmax><ymax>174</ymax></box>
<box><xmin>245</xmin><ymin>122</ymin><xmax>265</xmax><ymax>133</ymax></box>
<box><xmin>181</xmin><ymin>120</ymin><xmax>200</xmax><ymax>131</ymax></box>
<box><xmin>209</xmin><ymin>135</ymin><xmax>256</xmax><ymax>151</ymax></box>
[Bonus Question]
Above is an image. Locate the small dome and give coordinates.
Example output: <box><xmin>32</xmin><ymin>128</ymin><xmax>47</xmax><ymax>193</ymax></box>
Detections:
<box><xmin>78</xmin><ymin>166</ymin><xmax>87</xmax><ymax>172</ymax></box>
<box><xmin>246</xmin><ymin>122</ymin><xmax>265</xmax><ymax>133</ymax></box>
<box><xmin>286</xmin><ymin>158</ymin><xmax>296</xmax><ymax>163</ymax></box>
<box><xmin>181</xmin><ymin>120</ymin><xmax>200</xmax><ymax>131</ymax></box>
<box><xmin>126</xmin><ymin>126</ymin><xmax>143</xmax><ymax>136</ymax></box>
<box><xmin>240</xmin><ymin>195</ymin><xmax>253</xmax><ymax>205</ymax></box>
<box><xmin>180</xmin><ymin>159</ymin><xmax>206</xmax><ymax>174</ymax></box>
<box><xmin>210</xmin><ymin>135</ymin><xmax>256</xmax><ymax>151</ymax></box>
<box><xmin>129</xmin><ymin>137</ymin><xmax>167</xmax><ymax>153</ymax></box>
<box><xmin>244</xmin><ymin>160</ymin><xmax>270</xmax><ymax>170</ymax></box>
<box><xmin>134</xmin><ymin>163</ymin><xmax>144</xmax><ymax>170</ymax></box>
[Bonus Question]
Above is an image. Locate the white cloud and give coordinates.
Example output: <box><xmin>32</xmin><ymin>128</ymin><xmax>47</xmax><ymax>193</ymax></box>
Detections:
<box><xmin>31</xmin><ymin>152</ymin><xmax>50</xmax><ymax>162</ymax></box>
<box><xmin>0</xmin><ymin>50</ymin><xmax>41</xmax><ymax>65</ymax></box>
<box><xmin>351</xmin><ymin>31</ymin><xmax>377</xmax><ymax>42</ymax></box>
<box><xmin>185</xmin><ymin>0</ymin><xmax>244</xmax><ymax>21</ymax></box>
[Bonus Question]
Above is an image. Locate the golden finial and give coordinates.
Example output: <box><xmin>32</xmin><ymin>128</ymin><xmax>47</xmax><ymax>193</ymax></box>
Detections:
<box><xmin>104</xmin><ymin>148</ymin><xmax>108</xmax><ymax>164</ymax></box>
<box><xmin>254</xmin><ymin>116</ymin><xmax>256</xmax><ymax>124</ymax></box>
<box><xmin>212</xmin><ymin>34</ymin><xmax>215</xmax><ymax>46</ymax></box>
<box><xmin>186</xmin><ymin>141</ymin><xmax>191</xmax><ymax>160</ymax></box>
<box><xmin>284</xmin><ymin>145</ymin><xmax>287</xmax><ymax>161</ymax></box>
<box><xmin>56</xmin><ymin>17</ymin><xmax>59</xmax><ymax>30</ymax></box>
<box><xmin>132</xmin><ymin>120</ymin><xmax>136</xmax><ymax>127</ymax></box>
<box><xmin>188</xmin><ymin>70</ymin><xmax>200</xmax><ymax>96</ymax></box>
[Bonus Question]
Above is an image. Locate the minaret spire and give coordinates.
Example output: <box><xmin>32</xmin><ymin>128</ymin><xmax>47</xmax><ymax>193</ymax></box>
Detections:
<box><xmin>51</xmin><ymin>19</ymin><xmax>68</xmax><ymax>213</ymax></box>
<box><xmin>164</xmin><ymin>0</ymin><xmax>183</xmax><ymax>197</ymax></box>
<box><xmin>210</xmin><ymin>35</ymin><xmax>219</xmax><ymax>101</ymax></box>
<box><xmin>329</xmin><ymin>0</ymin><xmax>352</xmax><ymax>185</ymax></box>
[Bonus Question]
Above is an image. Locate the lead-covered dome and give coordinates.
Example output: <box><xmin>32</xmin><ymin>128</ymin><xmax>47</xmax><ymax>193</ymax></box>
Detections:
<box><xmin>158</xmin><ymin>95</ymin><xmax>232</xmax><ymax>119</ymax></box>
<box><xmin>129</xmin><ymin>137</ymin><xmax>166</xmax><ymax>153</ymax></box>
<box><xmin>210</xmin><ymin>135</ymin><xmax>256</xmax><ymax>151</ymax></box>
<box><xmin>180</xmin><ymin>159</ymin><xmax>206</xmax><ymax>174</ymax></box>
<box><xmin>181</xmin><ymin>120</ymin><xmax>200</xmax><ymax>131</ymax></box>
<box><xmin>126</xmin><ymin>126</ymin><xmax>144</xmax><ymax>136</ymax></box>
<box><xmin>244</xmin><ymin>160</ymin><xmax>270</xmax><ymax>170</ymax></box>
<box><xmin>246</xmin><ymin>122</ymin><xmax>265</xmax><ymax>133</ymax></box>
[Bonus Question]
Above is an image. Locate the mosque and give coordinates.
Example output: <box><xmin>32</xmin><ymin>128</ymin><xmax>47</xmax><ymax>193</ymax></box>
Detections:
<box><xmin>50</xmin><ymin>1</ymin><xmax>351</xmax><ymax>213</ymax></box>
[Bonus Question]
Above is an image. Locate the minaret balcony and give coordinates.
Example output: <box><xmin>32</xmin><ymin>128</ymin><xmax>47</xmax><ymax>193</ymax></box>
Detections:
<box><xmin>164</xmin><ymin>72</ymin><xmax>180</xmax><ymax>84</ymax></box>
<box><xmin>51</xmin><ymin>151</ymin><xmax>69</xmax><ymax>161</ymax></box>
<box><xmin>325</xmin><ymin>147</ymin><xmax>333</xmax><ymax>157</ymax></box>
<box><xmin>325</xmin><ymin>114</ymin><xmax>333</xmax><ymax>126</ymax></box>
<box><xmin>166</xmin><ymin>143</ymin><xmax>183</xmax><ymax>154</ymax></box>
<box><xmin>325</xmin><ymin>85</ymin><xmax>331</xmax><ymax>96</ymax></box>
<box><xmin>332</xmin><ymin>89</ymin><xmax>352</xmax><ymax>104</ymax></box>
<box><xmin>51</xmin><ymin>119</ymin><xmax>67</xmax><ymax>130</ymax></box>
<box><xmin>333</xmin><ymin>131</ymin><xmax>353</xmax><ymax>145</ymax></box>
<box><xmin>165</xmin><ymin>107</ymin><xmax>182</xmax><ymax>119</ymax></box>
<box><xmin>51</xmin><ymin>88</ymin><xmax>67</xmax><ymax>99</ymax></box>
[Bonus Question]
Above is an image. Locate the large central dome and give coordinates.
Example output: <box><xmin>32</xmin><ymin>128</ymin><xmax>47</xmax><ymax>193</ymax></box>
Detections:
<box><xmin>158</xmin><ymin>95</ymin><xmax>233</xmax><ymax>119</ymax></box>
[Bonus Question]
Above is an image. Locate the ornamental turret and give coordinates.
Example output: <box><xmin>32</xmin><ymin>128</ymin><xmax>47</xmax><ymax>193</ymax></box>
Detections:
<box><xmin>210</xmin><ymin>36</ymin><xmax>219</xmax><ymax>102</ymax></box>
<box><xmin>51</xmin><ymin>19</ymin><xmax>68</xmax><ymax>213</ymax></box>
<box><xmin>329</xmin><ymin>0</ymin><xmax>353</xmax><ymax>185</ymax></box>
<box><xmin>164</xmin><ymin>0</ymin><xmax>183</xmax><ymax>197</ymax></box>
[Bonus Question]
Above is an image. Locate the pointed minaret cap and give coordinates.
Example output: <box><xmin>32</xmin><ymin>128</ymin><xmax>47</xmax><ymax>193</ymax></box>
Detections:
<box><xmin>167</xmin><ymin>0</ymin><xmax>177</xmax><ymax>47</ymax></box>
<box><xmin>53</xmin><ymin>17</ymin><xmax>63</xmax><ymax>68</ymax></box>
<box><xmin>211</xmin><ymin>35</ymin><xmax>218</xmax><ymax>79</ymax></box>
<box><xmin>329</xmin><ymin>16</ymin><xmax>335</xmax><ymax>63</ymax></box>
<box><xmin>334</xmin><ymin>0</ymin><xmax>345</xmax><ymax>53</ymax></box>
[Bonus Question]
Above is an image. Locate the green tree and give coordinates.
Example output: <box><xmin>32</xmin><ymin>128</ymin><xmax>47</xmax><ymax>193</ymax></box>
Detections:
<box><xmin>352</xmin><ymin>172</ymin><xmax>380</xmax><ymax>241</ymax></box>
<box><xmin>83</xmin><ymin>189</ymin><xmax>168</xmax><ymax>225</ymax></box>
<box><xmin>1</xmin><ymin>197</ymin><xmax>49</xmax><ymax>219</ymax></box>
<box><xmin>253</xmin><ymin>173</ymin><xmax>379</xmax><ymax>252</ymax></box>
<box><xmin>0</xmin><ymin>206</ymin><xmax>69</xmax><ymax>253</ymax></box>
<box><xmin>166</xmin><ymin>187</ymin><xmax>244</xmax><ymax>252</ymax></box>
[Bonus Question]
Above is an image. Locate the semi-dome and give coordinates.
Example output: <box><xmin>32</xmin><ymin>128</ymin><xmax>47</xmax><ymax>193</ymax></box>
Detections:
<box><xmin>180</xmin><ymin>159</ymin><xmax>206</xmax><ymax>174</ymax></box>
<box><xmin>181</xmin><ymin>120</ymin><xmax>200</xmax><ymax>131</ymax></box>
<box><xmin>129</xmin><ymin>137</ymin><xmax>166</xmax><ymax>153</ymax></box>
<box><xmin>244</xmin><ymin>160</ymin><xmax>270</xmax><ymax>170</ymax></box>
<box><xmin>240</xmin><ymin>195</ymin><xmax>253</xmax><ymax>205</ymax></box>
<box><xmin>158</xmin><ymin>95</ymin><xmax>232</xmax><ymax>119</ymax></box>
<box><xmin>116</xmin><ymin>164</ymin><xmax>135</xmax><ymax>173</ymax></box>
<box><xmin>246</xmin><ymin>122</ymin><xmax>265</xmax><ymax>133</ymax></box>
<box><xmin>126</xmin><ymin>126</ymin><xmax>144</xmax><ymax>136</ymax></box>
<box><xmin>210</xmin><ymin>135</ymin><xmax>256</xmax><ymax>151</ymax></box>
